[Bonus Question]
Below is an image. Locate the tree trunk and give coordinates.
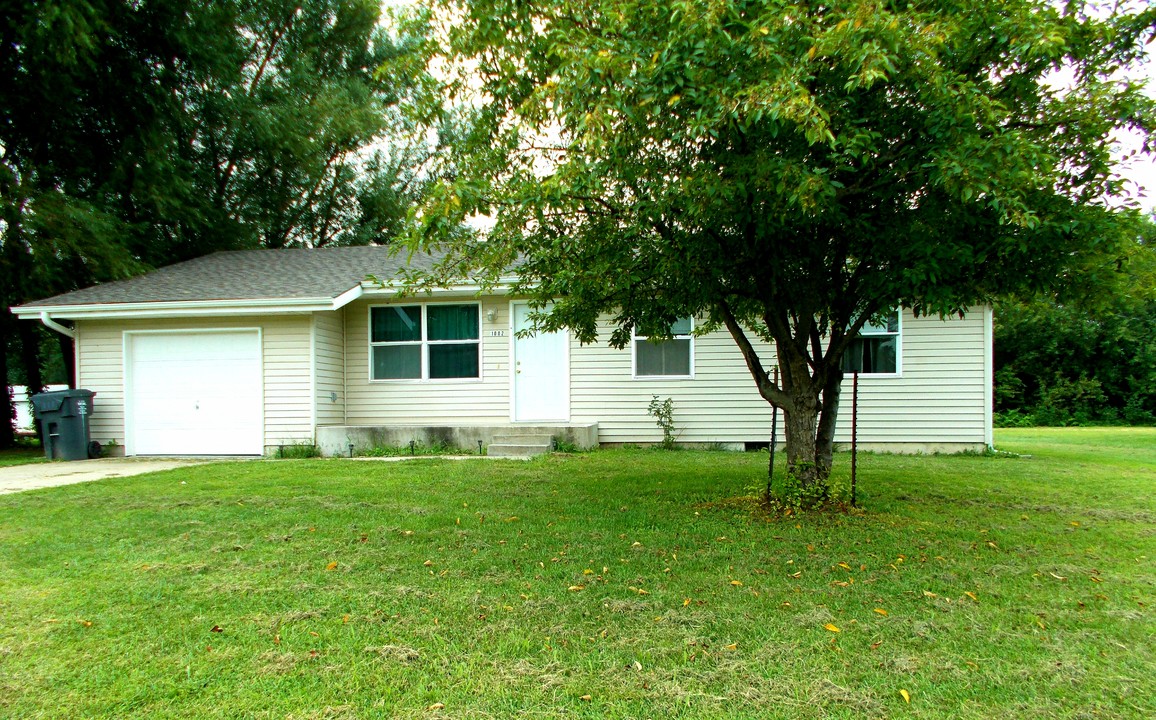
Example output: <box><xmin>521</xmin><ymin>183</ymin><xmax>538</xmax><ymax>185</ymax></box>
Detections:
<box><xmin>58</xmin><ymin>332</ymin><xmax>76</xmax><ymax>388</ymax></box>
<box><xmin>0</xmin><ymin>315</ymin><xmax>15</xmax><ymax>449</ymax></box>
<box><xmin>718</xmin><ymin>303</ymin><xmax>841</xmax><ymax>508</ymax></box>
<box><xmin>815</xmin><ymin>366</ymin><xmax>844</xmax><ymax>475</ymax></box>
<box><xmin>777</xmin><ymin>350</ymin><xmax>831</xmax><ymax>506</ymax></box>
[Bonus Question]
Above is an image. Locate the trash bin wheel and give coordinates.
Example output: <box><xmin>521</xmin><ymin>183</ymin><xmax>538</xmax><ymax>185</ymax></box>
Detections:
<box><xmin>87</xmin><ymin>441</ymin><xmax>102</xmax><ymax>459</ymax></box>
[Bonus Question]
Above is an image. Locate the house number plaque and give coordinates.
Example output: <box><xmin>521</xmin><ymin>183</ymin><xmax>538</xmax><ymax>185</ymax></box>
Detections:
<box><xmin>487</xmin><ymin>330</ymin><xmax>506</xmax><ymax>337</ymax></box>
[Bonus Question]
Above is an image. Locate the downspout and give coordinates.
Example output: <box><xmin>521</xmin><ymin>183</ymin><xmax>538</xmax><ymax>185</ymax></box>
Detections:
<box><xmin>38</xmin><ymin>311</ymin><xmax>75</xmax><ymax>339</ymax></box>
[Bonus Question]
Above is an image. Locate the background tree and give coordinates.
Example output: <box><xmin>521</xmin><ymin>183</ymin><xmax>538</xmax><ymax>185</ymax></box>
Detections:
<box><xmin>994</xmin><ymin>217</ymin><xmax>1156</xmax><ymax>426</ymax></box>
<box><xmin>1</xmin><ymin>0</ymin><xmax>434</xmax><ymax>446</ymax></box>
<box><xmin>405</xmin><ymin>0</ymin><xmax>1155</xmax><ymax>504</ymax></box>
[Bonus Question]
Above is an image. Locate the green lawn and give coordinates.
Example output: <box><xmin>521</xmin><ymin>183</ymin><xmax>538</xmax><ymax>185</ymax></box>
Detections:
<box><xmin>0</xmin><ymin>429</ymin><xmax>1152</xmax><ymax>719</ymax></box>
<box><xmin>0</xmin><ymin>444</ymin><xmax>46</xmax><ymax>467</ymax></box>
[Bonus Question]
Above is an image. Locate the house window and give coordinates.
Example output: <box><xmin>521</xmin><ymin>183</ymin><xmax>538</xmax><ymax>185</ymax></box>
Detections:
<box><xmin>634</xmin><ymin>317</ymin><xmax>693</xmax><ymax>378</ymax></box>
<box><xmin>371</xmin><ymin>304</ymin><xmax>480</xmax><ymax>380</ymax></box>
<box><xmin>842</xmin><ymin>311</ymin><xmax>900</xmax><ymax>374</ymax></box>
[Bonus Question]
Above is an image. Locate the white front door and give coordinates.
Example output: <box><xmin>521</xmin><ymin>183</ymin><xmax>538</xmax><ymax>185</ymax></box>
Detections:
<box><xmin>126</xmin><ymin>330</ymin><xmax>263</xmax><ymax>455</ymax></box>
<box><xmin>512</xmin><ymin>303</ymin><xmax>569</xmax><ymax>421</ymax></box>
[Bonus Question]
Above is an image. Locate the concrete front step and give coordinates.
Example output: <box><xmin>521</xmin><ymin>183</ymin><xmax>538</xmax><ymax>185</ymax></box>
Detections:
<box><xmin>488</xmin><ymin>441</ymin><xmax>552</xmax><ymax>458</ymax></box>
<box><xmin>491</xmin><ymin>433</ymin><xmax>552</xmax><ymax>446</ymax></box>
<box><xmin>317</xmin><ymin>423</ymin><xmax>598</xmax><ymax>458</ymax></box>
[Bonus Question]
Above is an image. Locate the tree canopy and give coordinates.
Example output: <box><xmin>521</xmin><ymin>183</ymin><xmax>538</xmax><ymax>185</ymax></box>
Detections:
<box><xmin>405</xmin><ymin>0</ymin><xmax>1156</xmax><ymax>504</ymax></box>
<box><xmin>0</xmin><ymin>0</ymin><xmax>433</xmax><ymax>446</ymax></box>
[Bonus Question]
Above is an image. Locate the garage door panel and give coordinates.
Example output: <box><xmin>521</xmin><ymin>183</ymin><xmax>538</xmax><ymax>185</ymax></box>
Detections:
<box><xmin>128</xmin><ymin>331</ymin><xmax>263</xmax><ymax>455</ymax></box>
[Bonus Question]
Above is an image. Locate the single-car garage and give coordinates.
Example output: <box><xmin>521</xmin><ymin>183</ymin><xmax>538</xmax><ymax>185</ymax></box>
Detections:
<box><xmin>125</xmin><ymin>330</ymin><xmax>263</xmax><ymax>455</ymax></box>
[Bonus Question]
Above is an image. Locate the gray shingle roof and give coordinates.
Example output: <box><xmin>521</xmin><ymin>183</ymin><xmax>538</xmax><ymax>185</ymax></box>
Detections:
<box><xmin>20</xmin><ymin>246</ymin><xmax>448</xmax><ymax>308</ymax></box>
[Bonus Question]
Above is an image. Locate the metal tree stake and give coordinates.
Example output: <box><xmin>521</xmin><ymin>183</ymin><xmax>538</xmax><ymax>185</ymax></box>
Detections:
<box><xmin>766</xmin><ymin>367</ymin><xmax>779</xmax><ymax>504</ymax></box>
<box><xmin>851</xmin><ymin>371</ymin><xmax>859</xmax><ymax>507</ymax></box>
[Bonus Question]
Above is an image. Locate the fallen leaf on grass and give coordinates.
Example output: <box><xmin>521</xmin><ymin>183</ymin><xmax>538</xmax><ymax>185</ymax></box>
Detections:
<box><xmin>1090</xmin><ymin>576</ymin><xmax>1104</xmax><ymax>583</ymax></box>
<box><xmin>873</xmin><ymin>608</ymin><xmax>888</xmax><ymax>616</ymax></box>
<box><xmin>730</xmin><ymin>580</ymin><xmax>743</xmax><ymax>587</ymax></box>
<box><xmin>325</xmin><ymin>561</ymin><xmax>338</xmax><ymax>571</ymax></box>
<box><xmin>964</xmin><ymin>591</ymin><xmax>978</xmax><ymax>601</ymax></box>
<box><xmin>683</xmin><ymin>598</ymin><xmax>691</xmax><ymax>607</ymax></box>
<box><xmin>568</xmin><ymin>585</ymin><xmax>585</xmax><ymax>592</ymax></box>
<box><xmin>899</xmin><ymin>689</ymin><xmax>911</xmax><ymax>703</ymax></box>
<box><xmin>428</xmin><ymin>702</ymin><xmax>445</xmax><ymax>710</ymax></box>
<box><xmin>579</xmin><ymin>695</ymin><xmax>592</xmax><ymax>702</ymax></box>
<box><xmin>837</xmin><ymin>562</ymin><xmax>852</xmax><ymax>570</ymax></box>
<box><xmin>210</xmin><ymin>625</ymin><xmax>223</xmax><ymax>633</ymax></box>
<box><xmin>789</xmin><ymin>571</ymin><xmax>802</xmax><ymax>579</ymax></box>
<box><xmin>923</xmin><ymin>590</ymin><xmax>938</xmax><ymax>598</ymax></box>
<box><xmin>78</xmin><ymin>620</ymin><xmax>93</xmax><ymax>627</ymax></box>
<box><xmin>824</xmin><ymin>623</ymin><xmax>841</xmax><ymax>633</ymax></box>
<box><xmin>1049</xmin><ymin>572</ymin><xmax>1067</xmax><ymax>581</ymax></box>
<box><xmin>724</xmin><ymin>643</ymin><xmax>737</xmax><ymax>650</ymax></box>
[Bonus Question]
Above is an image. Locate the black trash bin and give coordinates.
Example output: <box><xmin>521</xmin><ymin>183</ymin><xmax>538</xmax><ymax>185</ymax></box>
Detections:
<box><xmin>31</xmin><ymin>389</ymin><xmax>101</xmax><ymax>461</ymax></box>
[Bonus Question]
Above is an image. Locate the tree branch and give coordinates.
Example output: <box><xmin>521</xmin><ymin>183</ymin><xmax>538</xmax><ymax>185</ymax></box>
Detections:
<box><xmin>718</xmin><ymin>300</ymin><xmax>788</xmax><ymax>407</ymax></box>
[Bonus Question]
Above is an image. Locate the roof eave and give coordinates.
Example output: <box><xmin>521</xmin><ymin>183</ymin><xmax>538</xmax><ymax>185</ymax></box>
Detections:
<box><xmin>12</xmin><ymin>285</ymin><xmax>364</xmax><ymax>320</ymax></box>
<box><xmin>360</xmin><ymin>276</ymin><xmax>521</xmax><ymax>298</ymax></box>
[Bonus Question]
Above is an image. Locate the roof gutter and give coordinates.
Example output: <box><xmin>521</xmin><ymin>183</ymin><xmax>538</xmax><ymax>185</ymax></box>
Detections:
<box><xmin>360</xmin><ymin>276</ymin><xmax>521</xmax><ymax>297</ymax></box>
<box><xmin>38</xmin><ymin>312</ymin><xmax>75</xmax><ymax>339</ymax></box>
<box><xmin>11</xmin><ymin>286</ymin><xmax>364</xmax><ymax>321</ymax></box>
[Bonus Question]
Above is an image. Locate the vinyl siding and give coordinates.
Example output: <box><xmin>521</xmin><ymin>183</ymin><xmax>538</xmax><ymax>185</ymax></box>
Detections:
<box><xmin>75</xmin><ymin>315</ymin><xmax>314</xmax><ymax>452</ymax></box>
<box><xmin>569</xmin><ymin>307</ymin><xmax>989</xmax><ymax>445</ymax></box>
<box><xmin>313</xmin><ymin>310</ymin><xmax>346</xmax><ymax>425</ymax></box>
<box><xmin>344</xmin><ymin>297</ymin><xmax>511</xmax><ymax>425</ymax></box>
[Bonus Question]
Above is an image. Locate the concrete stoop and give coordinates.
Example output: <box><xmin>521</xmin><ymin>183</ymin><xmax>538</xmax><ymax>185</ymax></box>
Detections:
<box><xmin>316</xmin><ymin>423</ymin><xmax>598</xmax><ymax>458</ymax></box>
<box><xmin>487</xmin><ymin>433</ymin><xmax>554</xmax><ymax>458</ymax></box>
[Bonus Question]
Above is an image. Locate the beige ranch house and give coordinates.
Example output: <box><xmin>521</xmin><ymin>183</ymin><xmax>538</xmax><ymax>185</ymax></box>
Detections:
<box><xmin>13</xmin><ymin>246</ymin><xmax>993</xmax><ymax>457</ymax></box>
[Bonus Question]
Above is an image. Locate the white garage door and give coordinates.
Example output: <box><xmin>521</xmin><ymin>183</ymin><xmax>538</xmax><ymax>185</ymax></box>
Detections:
<box><xmin>127</xmin><ymin>330</ymin><xmax>263</xmax><ymax>455</ymax></box>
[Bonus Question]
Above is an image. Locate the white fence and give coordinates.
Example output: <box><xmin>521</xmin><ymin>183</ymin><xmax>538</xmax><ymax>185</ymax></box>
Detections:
<box><xmin>10</xmin><ymin>385</ymin><xmax>70</xmax><ymax>431</ymax></box>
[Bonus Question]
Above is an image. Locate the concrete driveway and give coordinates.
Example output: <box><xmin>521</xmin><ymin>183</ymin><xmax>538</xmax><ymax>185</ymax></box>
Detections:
<box><xmin>0</xmin><ymin>458</ymin><xmax>211</xmax><ymax>494</ymax></box>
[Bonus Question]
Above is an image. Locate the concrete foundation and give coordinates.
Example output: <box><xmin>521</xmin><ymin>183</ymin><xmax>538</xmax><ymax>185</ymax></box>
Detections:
<box><xmin>316</xmin><ymin>423</ymin><xmax>599</xmax><ymax>457</ymax></box>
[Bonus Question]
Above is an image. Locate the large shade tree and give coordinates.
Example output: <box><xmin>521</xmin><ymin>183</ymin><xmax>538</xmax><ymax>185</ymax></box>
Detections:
<box><xmin>404</xmin><ymin>0</ymin><xmax>1156</xmax><ymax>504</ymax></box>
<box><xmin>1</xmin><ymin>0</ymin><xmax>434</xmax><ymax>446</ymax></box>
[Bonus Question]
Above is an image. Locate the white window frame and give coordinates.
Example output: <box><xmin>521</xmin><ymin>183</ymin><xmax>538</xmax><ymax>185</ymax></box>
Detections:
<box><xmin>368</xmin><ymin>303</ymin><xmax>483</xmax><ymax>383</ymax></box>
<box><xmin>632</xmin><ymin>317</ymin><xmax>695</xmax><ymax>380</ymax></box>
<box><xmin>844</xmin><ymin>310</ymin><xmax>902</xmax><ymax>377</ymax></box>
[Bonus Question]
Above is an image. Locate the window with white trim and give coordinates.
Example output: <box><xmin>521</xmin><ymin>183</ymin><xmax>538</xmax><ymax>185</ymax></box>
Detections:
<box><xmin>371</xmin><ymin>304</ymin><xmax>480</xmax><ymax>380</ymax></box>
<box><xmin>633</xmin><ymin>317</ymin><xmax>693</xmax><ymax>378</ymax></box>
<box><xmin>842</xmin><ymin>311</ymin><xmax>900</xmax><ymax>374</ymax></box>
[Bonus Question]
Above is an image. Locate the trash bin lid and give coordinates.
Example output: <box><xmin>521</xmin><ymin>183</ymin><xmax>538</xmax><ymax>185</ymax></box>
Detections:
<box><xmin>30</xmin><ymin>389</ymin><xmax>95</xmax><ymax>413</ymax></box>
<box><xmin>31</xmin><ymin>391</ymin><xmax>70</xmax><ymax>413</ymax></box>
